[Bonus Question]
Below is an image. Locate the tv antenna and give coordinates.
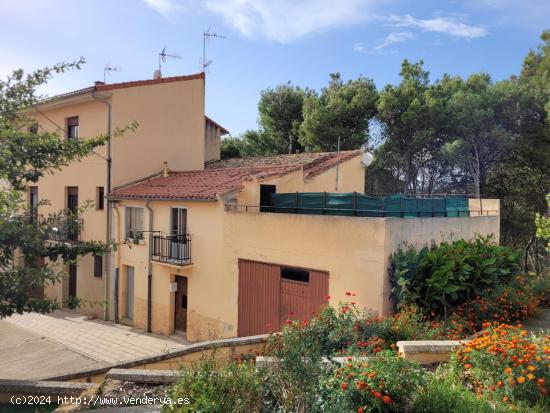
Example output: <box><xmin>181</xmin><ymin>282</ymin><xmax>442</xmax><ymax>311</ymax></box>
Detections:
<box><xmin>103</xmin><ymin>64</ymin><xmax>121</xmax><ymax>83</ymax></box>
<box><xmin>202</xmin><ymin>28</ymin><xmax>226</xmax><ymax>71</ymax></box>
<box><xmin>158</xmin><ymin>47</ymin><xmax>182</xmax><ymax>76</ymax></box>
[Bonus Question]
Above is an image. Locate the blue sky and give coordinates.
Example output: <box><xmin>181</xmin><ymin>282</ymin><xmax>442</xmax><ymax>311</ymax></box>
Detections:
<box><xmin>1</xmin><ymin>0</ymin><xmax>549</xmax><ymax>136</ymax></box>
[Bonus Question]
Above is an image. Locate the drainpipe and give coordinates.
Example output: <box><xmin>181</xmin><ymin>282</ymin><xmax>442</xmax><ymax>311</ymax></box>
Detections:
<box><xmin>92</xmin><ymin>90</ymin><xmax>112</xmax><ymax>321</ymax></box>
<box><xmin>145</xmin><ymin>201</ymin><xmax>154</xmax><ymax>333</ymax></box>
<box><xmin>112</xmin><ymin>203</ymin><xmax>121</xmax><ymax>323</ymax></box>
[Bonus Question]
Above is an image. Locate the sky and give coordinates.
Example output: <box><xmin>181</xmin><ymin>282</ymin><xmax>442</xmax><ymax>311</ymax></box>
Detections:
<box><xmin>1</xmin><ymin>0</ymin><xmax>549</xmax><ymax>136</ymax></box>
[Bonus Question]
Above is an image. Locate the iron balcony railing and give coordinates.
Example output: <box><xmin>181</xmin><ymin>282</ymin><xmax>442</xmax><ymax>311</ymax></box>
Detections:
<box><xmin>44</xmin><ymin>216</ymin><xmax>82</xmax><ymax>242</ymax></box>
<box><xmin>152</xmin><ymin>234</ymin><xmax>192</xmax><ymax>266</ymax></box>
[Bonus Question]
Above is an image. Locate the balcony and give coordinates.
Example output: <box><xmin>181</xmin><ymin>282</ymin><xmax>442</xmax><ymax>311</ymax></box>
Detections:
<box><xmin>44</xmin><ymin>216</ymin><xmax>82</xmax><ymax>243</ymax></box>
<box><xmin>152</xmin><ymin>234</ymin><xmax>192</xmax><ymax>266</ymax></box>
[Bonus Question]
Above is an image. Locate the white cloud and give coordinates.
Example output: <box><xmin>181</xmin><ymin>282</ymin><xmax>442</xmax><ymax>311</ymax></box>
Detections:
<box><xmin>387</xmin><ymin>14</ymin><xmax>487</xmax><ymax>39</ymax></box>
<box><xmin>203</xmin><ymin>0</ymin><xmax>377</xmax><ymax>43</ymax></box>
<box><xmin>142</xmin><ymin>0</ymin><xmax>183</xmax><ymax>17</ymax></box>
<box><xmin>374</xmin><ymin>31</ymin><xmax>413</xmax><ymax>50</ymax></box>
<box><xmin>353</xmin><ymin>42</ymin><xmax>365</xmax><ymax>52</ymax></box>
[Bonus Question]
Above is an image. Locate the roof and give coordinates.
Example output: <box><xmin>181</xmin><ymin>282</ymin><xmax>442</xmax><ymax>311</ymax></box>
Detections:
<box><xmin>206</xmin><ymin>150</ymin><xmax>362</xmax><ymax>178</ymax></box>
<box><xmin>36</xmin><ymin>73</ymin><xmax>205</xmax><ymax>106</ymax></box>
<box><xmin>108</xmin><ymin>151</ymin><xmax>362</xmax><ymax>201</ymax></box>
<box><xmin>108</xmin><ymin>165</ymin><xmax>301</xmax><ymax>201</ymax></box>
<box><xmin>205</xmin><ymin>115</ymin><xmax>229</xmax><ymax>135</ymax></box>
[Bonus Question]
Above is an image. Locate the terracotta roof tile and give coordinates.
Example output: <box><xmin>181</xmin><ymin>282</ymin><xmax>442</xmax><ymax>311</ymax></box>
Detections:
<box><xmin>108</xmin><ymin>165</ymin><xmax>301</xmax><ymax>200</ymax></box>
<box><xmin>95</xmin><ymin>73</ymin><xmax>204</xmax><ymax>91</ymax></box>
<box><xmin>108</xmin><ymin>151</ymin><xmax>362</xmax><ymax>201</ymax></box>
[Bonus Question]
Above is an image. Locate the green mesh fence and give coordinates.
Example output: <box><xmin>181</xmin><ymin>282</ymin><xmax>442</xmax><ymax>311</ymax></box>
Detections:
<box><xmin>270</xmin><ymin>192</ymin><xmax>470</xmax><ymax>218</ymax></box>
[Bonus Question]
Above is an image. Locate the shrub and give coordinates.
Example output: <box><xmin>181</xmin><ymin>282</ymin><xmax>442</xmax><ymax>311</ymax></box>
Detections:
<box><xmin>450</xmin><ymin>324</ymin><xmax>550</xmax><ymax>408</ymax></box>
<box><xmin>320</xmin><ymin>351</ymin><xmax>425</xmax><ymax>412</ymax></box>
<box><xmin>166</xmin><ymin>356</ymin><xmax>263</xmax><ymax>413</ymax></box>
<box><xmin>413</xmin><ymin>377</ymin><xmax>505</xmax><ymax>413</ymax></box>
<box><xmin>391</xmin><ymin>236</ymin><xmax>521</xmax><ymax>317</ymax></box>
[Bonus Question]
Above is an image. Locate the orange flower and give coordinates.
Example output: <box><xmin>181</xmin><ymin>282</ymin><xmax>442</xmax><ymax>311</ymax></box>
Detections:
<box><xmin>382</xmin><ymin>395</ymin><xmax>392</xmax><ymax>404</ymax></box>
<box><xmin>504</xmin><ymin>367</ymin><xmax>512</xmax><ymax>374</ymax></box>
<box><xmin>357</xmin><ymin>408</ymin><xmax>364</xmax><ymax>413</ymax></box>
<box><xmin>527</xmin><ymin>365</ymin><xmax>537</xmax><ymax>372</ymax></box>
<box><xmin>517</xmin><ymin>376</ymin><xmax>526</xmax><ymax>384</ymax></box>
<box><xmin>341</xmin><ymin>382</ymin><xmax>348</xmax><ymax>391</ymax></box>
<box><xmin>464</xmin><ymin>363</ymin><xmax>473</xmax><ymax>370</ymax></box>
<box><xmin>537</xmin><ymin>378</ymin><xmax>545</xmax><ymax>386</ymax></box>
<box><xmin>527</xmin><ymin>373</ymin><xmax>535</xmax><ymax>381</ymax></box>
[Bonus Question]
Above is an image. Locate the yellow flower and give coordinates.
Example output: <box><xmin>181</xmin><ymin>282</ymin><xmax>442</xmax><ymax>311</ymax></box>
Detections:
<box><xmin>527</xmin><ymin>373</ymin><xmax>535</xmax><ymax>380</ymax></box>
<box><xmin>527</xmin><ymin>365</ymin><xmax>536</xmax><ymax>372</ymax></box>
<box><xmin>517</xmin><ymin>376</ymin><xmax>526</xmax><ymax>384</ymax></box>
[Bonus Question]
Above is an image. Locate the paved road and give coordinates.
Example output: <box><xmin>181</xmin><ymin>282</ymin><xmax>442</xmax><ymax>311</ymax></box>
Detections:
<box><xmin>524</xmin><ymin>308</ymin><xmax>550</xmax><ymax>336</ymax></box>
<box><xmin>0</xmin><ymin>310</ymin><xmax>188</xmax><ymax>380</ymax></box>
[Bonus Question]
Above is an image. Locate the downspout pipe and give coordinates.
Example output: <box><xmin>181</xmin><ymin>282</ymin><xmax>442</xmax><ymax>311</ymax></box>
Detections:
<box><xmin>145</xmin><ymin>201</ymin><xmax>153</xmax><ymax>333</ymax></box>
<box><xmin>92</xmin><ymin>90</ymin><xmax>112</xmax><ymax>321</ymax></box>
<box><xmin>112</xmin><ymin>203</ymin><xmax>121</xmax><ymax>323</ymax></box>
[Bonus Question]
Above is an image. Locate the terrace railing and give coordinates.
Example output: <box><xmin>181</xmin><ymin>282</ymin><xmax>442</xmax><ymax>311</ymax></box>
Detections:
<box><xmin>152</xmin><ymin>234</ymin><xmax>192</xmax><ymax>266</ymax></box>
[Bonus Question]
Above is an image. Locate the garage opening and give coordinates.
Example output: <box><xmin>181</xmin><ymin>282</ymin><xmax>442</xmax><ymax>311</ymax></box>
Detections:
<box><xmin>237</xmin><ymin>260</ymin><xmax>328</xmax><ymax>336</ymax></box>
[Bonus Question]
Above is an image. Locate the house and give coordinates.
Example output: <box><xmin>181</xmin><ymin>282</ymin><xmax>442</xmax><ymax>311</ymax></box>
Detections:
<box><xmin>107</xmin><ymin>151</ymin><xmax>500</xmax><ymax>342</ymax></box>
<box><xmin>25</xmin><ymin>72</ymin><xmax>228</xmax><ymax>319</ymax></box>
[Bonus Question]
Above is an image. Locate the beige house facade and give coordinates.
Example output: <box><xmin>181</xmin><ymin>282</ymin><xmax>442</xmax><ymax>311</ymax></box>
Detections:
<box><xmin>107</xmin><ymin>151</ymin><xmax>500</xmax><ymax>342</ymax></box>
<box><xmin>25</xmin><ymin>73</ymin><xmax>227</xmax><ymax>319</ymax></box>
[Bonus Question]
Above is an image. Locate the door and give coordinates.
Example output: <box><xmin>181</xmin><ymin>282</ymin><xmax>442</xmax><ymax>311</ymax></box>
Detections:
<box><xmin>125</xmin><ymin>266</ymin><xmax>134</xmax><ymax>321</ymax></box>
<box><xmin>68</xmin><ymin>263</ymin><xmax>77</xmax><ymax>298</ymax></box>
<box><xmin>174</xmin><ymin>276</ymin><xmax>188</xmax><ymax>332</ymax></box>
<box><xmin>238</xmin><ymin>260</ymin><xmax>280</xmax><ymax>336</ymax></box>
<box><xmin>170</xmin><ymin>208</ymin><xmax>187</xmax><ymax>261</ymax></box>
<box><xmin>280</xmin><ymin>268</ymin><xmax>328</xmax><ymax>325</ymax></box>
<box><xmin>260</xmin><ymin>184</ymin><xmax>276</xmax><ymax>212</ymax></box>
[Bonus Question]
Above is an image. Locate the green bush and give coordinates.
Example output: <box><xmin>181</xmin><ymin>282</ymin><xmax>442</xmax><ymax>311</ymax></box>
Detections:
<box><xmin>390</xmin><ymin>236</ymin><xmax>521</xmax><ymax>317</ymax></box>
<box><xmin>166</xmin><ymin>356</ymin><xmax>263</xmax><ymax>413</ymax></box>
<box><xmin>320</xmin><ymin>351</ymin><xmax>425</xmax><ymax>412</ymax></box>
<box><xmin>413</xmin><ymin>377</ymin><xmax>506</xmax><ymax>413</ymax></box>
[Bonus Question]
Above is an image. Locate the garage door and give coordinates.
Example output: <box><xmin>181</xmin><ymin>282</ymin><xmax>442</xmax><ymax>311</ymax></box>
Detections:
<box><xmin>237</xmin><ymin>259</ymin><xmax>329</xmax><ymax>337</ymax></box>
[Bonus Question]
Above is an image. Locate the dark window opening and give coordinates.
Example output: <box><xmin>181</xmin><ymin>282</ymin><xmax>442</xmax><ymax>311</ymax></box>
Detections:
<box><xmin>67</xmin><ymin>116</ymin><xmax>79</xmax><ymax>139</ymax></box>
<box><xmin>93</xmin><ymin>255</ymin><xmax>103</xmax><ymax>278</ymax></box>
<box><xmin>66</xmin><ymin>186</ymin><xmax>78</xmax><ymax>212</ymax></box>
<box><xmin>96</xmin><ymin>187</ymin><xmax>104</xmax><ymax>210</ymax></box>
<box><xmin>260</xmin><ymin>184</ymin><xmax>276</xmax><ymax>212</ymax></box>
<box><xmin>281</xmin><ymin>267</ymin><xmax>310</xmax><ymax>283</ymax></box>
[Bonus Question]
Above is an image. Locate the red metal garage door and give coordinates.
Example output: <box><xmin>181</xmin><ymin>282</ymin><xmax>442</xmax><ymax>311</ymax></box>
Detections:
<box><xmin>238</xmin><ymin>260</ymin><xmax>329</xmax><ymax>337</ymax></box>
<box><xmin>238</xmin><ymin>260</ymin><xmax>280</xmax><ymax>336</ymax></box>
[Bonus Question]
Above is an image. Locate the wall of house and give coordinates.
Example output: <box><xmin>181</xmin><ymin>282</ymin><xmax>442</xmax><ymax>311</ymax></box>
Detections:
<box><xmin>204</xmin><ymin>121</ymin><xmax>221</xmax><ymax>163</ymax></box>
<box><xmin>109</xmin><ymin>77</ymin><xmax>206</xmax><ymax>187</ymax></box>
<box><xmin>28</xmin><ymin>76</ymin><xmax>207</xmax><ymax>319</ymax></box>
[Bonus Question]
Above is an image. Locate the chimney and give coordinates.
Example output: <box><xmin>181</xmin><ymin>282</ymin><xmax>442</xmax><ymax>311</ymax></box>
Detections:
<box><xmin>154</xmin><ymin>69</ymin><xmax>162</xmax><ymax>79</ymax></box>
<box><xmin>163</xmin><ymin>161</ymin><xmax>169</xmax><ymax>177</ymax></box>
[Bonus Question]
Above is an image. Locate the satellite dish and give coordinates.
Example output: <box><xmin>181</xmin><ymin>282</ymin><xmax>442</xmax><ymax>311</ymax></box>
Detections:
<box><xmin>361</xmin><ymin>151</ymin><xmax>373</xmax><ymax>167</ymax></box>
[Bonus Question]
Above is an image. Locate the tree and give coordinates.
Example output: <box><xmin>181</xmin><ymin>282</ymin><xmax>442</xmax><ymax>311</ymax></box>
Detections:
<box><xmin>375</xmin><ymin>60</ymin><xmax>438</xmax><ymax>195</ymax></box>
<box><xmin>442</xmin><ymin>74</ymin><xmax>518</xmax><ymax>197</ymax></box>
<box><xmin>258</xmin><ymin>83</ymin><xmax>308</xmax><ymax>154</ymax></box>
<box><xmin>300</xmin><ymin>73</ymin><xmax>378</xmax><ymax>152</ymax></box>
<box><xmin>220</xmin><ymin>136</ymin><xmax>244</xmax><ymax>159</ymax></box>
<box><xmin>0</xmin><ymin>60</ymin><xmax>134</xmax><ymax>318</ymax></box>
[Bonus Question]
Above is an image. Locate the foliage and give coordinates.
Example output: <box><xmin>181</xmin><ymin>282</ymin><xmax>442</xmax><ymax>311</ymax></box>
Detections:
<box><xmin>0</xmin><ymin>61</ymin><xmax>132</xmax><ymax>318</ymax></box>
<box><xmin>258</xmin><ymin>82</ymin><xmax>309</xmax><ymax>154</ymax></box>
<box><xmin>413</xmin><ymin>374</ymin><xmax>509</xmax><ymax>413</ymax></box>
<box><xmin>166</xmin><ymin>355</ymin><xmax>263</xmax><ymax>413</ymax></box>
<box><xmin>450</xmin><ymin>324</ymin><xmax>550</xmax><ymax>408</ymax></box>
<box><xmin>390</xmin><ymin>236</ymin><xmax>521</xmax><ymax>317</ymax></box>
<box><xmin>535</xmin><ymin>194</ymin><xmax>550</xmax><ymax>252</ymax></box>
<box><xmin>300</xmin><ymin>73</ymin><xmax>378</xmax><ymax>152</ymax></box>
<box><xmin>321</xmin><ymin>351</ymin><xmax>425</xmax><ymax>413</ymax></box>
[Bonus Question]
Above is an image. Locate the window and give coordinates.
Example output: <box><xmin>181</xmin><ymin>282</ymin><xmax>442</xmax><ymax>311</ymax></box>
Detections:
<box><xmin>93</xmin><ymin>255</ymin><xmax>103</xmax><ymax>277</ymax></box>
<box><xmin>281</xmin><ymin>267</ymin><xmax>310</xmax><ymax>283</ymax></box>
<box><xmin>28</xmin><ymin>186</ymin><xmax>38</xmax><ymax>224</ymax></box>
<box><xmin>66</xmin><ymin>187</ymin><xmax>78</xmax><ymax>212</ymax></box>
<box><xmin>67</xmin><ymin>116</ymin><xmax>79</xmax><ymax>139</ymax></box>
<box><xmin>96</xmin><ymin>187</ymin><xmax>104</xmax><ymax>210</ymax></box>
<box><xmin>125</xmin><ymin>207</ymin><xmax>144</xmax><ymax>240</ymax></box>
<box><xmin>170</xmin><ymin>207</ymin><xmax>187</xmax><ymax>235</ymax></box>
